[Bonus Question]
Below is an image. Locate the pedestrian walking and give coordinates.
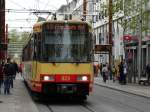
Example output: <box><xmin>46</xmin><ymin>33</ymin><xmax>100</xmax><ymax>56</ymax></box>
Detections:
<box><xmin>119</xmin><ymin>61</ymin><xmax>124</xmax><ymax>84</ymax></box>
<box><xmin>19</xmin><ymin>62</ymin><xmax>23</xmax><ymax>76</ymax></box>
<box><xmin>93</xmin><ymin>63</ymin><xmax>99</xmax><ymax>77</ymax></box>
<box><xmin>99</xmin><ymin>63</ymin><xmax>102</xmax><ymax>77</ymax></box>
<box><xmin>123</xmin><ymin>61</ymin><xmax>127</xmax><ymax>84</ymax></box>
<box><xmin>112</xmin><ymin>65</ymin><xmax>117</xmax><ymax>82</ymax></box>
<box><xmin>12</xmin><ymin>60</ymin><xmax>19</xmax><ymax>80</ymax></box>
<box><xmin>108</xmin><ymin>64</ymin><xmax>112</xmax><ymax>80</ymax></box>
<box><xmin>3</xmin><ymin>58</ymin><xmax>14</xmax><ymax>94</ymax></box>
<box><xmin>0</xmin><ymin>61</ymin><xmax>4</xmax><ymax>94</ymax></box>
<box><xmin>102</xmin><ymin>64</ymin><xmax>108</xmax><ymax>83</ymax></box>
<box><xmin>146</xmin><ymin>62</ymin><xmax>150</xmax><ymax>81</ymax></box>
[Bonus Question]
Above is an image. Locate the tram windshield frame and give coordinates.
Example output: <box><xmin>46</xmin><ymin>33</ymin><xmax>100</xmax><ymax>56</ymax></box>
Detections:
<box><xmin>41</xmin><ymin>23</ymin><xmax>93</xmax><ymax>63</ymax></box>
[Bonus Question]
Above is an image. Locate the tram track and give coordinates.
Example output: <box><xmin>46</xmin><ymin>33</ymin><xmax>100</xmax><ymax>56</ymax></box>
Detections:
<box><xmin>44</xmin><ymin>103</ymin><xmax>97</xmax><ymax>112</ymax></box>
<box><xmin>46</xmin><ymin>104</ymin><xmax>55</xmax><ymax>112</ymax></box>
<box><xmin>81</xmin><ymin>104</ymin><xmax>97</xmax><ymax>112</ymax></box>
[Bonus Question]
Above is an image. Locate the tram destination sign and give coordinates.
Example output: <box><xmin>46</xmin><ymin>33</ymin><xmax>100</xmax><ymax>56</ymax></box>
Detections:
<box><xmin>95</xmin><ymin>44</ymin><xmax>112</xmax><ymax>53</ymax></box>
<box><xmin>44</xmin><ymin>23</ymin><xmax>87</xmax><ymax>32</ymax></box>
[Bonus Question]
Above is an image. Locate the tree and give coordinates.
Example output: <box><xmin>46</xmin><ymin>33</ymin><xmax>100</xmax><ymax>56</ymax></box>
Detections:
<box><xmin>99</xmin><ymin>0</ymin><xmax>150</xmax><ymax>34</ymax></box>
<box><xmin>8</xmin><ymin>29</ymin><xmax>30</xmax><ymax>43</ymax></box>
<box><xmin>122</xmin><ymin>0</ymin><xmax>150</xmax><ymax>35</ymax></box>
<box><xmin>9</xmin><ymin>29</ymin><xmax>19</xmax><ymax>42</ymax></box>
<box><xmin>19</xmin><ymin>31</ymin><xmax>30</xmax><ymax>43</ymax></box>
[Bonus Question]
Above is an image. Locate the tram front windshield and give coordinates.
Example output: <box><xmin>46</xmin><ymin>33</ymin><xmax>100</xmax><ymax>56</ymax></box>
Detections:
<box><xmin>42</xmin><ymin>24</ymin><xmax>92</xmax><ymax>62</ymax></box>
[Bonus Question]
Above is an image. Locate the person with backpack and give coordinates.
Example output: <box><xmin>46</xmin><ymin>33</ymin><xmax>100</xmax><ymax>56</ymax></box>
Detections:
<box><xmin>3</xmin><ymin>58</ymin><xmax>14</xmax><ymax>94</ymax></box>
<box><xmin>112</xmin><ymin>65</ymin><xmax>117</xmax><ymax>83</ymax></box>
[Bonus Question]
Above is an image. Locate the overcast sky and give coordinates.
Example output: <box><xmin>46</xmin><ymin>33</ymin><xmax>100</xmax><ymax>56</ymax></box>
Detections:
<box><xmin>6</xmin><ymin>0</ymin><xmax>72</xmax><ymax>31</ymax></box>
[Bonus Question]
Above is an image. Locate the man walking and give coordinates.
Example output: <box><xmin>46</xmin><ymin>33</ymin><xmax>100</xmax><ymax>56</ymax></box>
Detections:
<box><xmin>3</xmin><ymin>58</ymin><xmax>14</xmax><ymax>94</ymax></box>
<box><xmin>102</xmin><ymin>64</ymin><xmax>108</xmax><ymax>83</ymax></box>
<box><xmin>123</xmin><ymin>60</ymin><xmax>127</xmax><ymax>84</ymax></box>
<box><xmin>119</xmin><ymin>61</ymin><xmax>124</xmax><ymax>84</ymax></box>
<box><xmin>12</xmin><ymin>60</ymin><xmax>19</xmax><ymax>80</ymax></box>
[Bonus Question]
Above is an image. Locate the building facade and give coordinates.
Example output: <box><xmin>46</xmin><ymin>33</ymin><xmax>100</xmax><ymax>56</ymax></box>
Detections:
<box><xmin>55</xmin><ymin>0</ymin><xmax>94</xmax><ymax>22</ymax></box>
<box><xmin>93</xmin><ymin>0</ymin><xmax>124</xmax><ymax>64</ymax></box>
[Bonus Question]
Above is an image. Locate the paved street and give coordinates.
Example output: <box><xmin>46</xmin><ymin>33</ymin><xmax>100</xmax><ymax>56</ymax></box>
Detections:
<box><xmin>87</xmin><ymin>84</ymin><xmax>150</xmax><ymax>112</ymax></box>
<box><xmin>1</xmin><ymin>74</ymin><xmax>150</xmax><ymax>112</ymax></box>
<box><xmin>36</xmin><ymin>79</ymin><xmax>150</xmax><ymax>112</ymax></box>
<box><xmin>0</xmin><ymin>74</ymin><xmax>38</xmax><ymax>112</ymax></box>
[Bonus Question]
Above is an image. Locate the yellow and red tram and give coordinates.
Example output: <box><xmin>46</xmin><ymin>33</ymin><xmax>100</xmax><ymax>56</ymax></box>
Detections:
<box><xmin>22</xmin><ymin>20</ymin><xmax>94</xmax><ymax>100</ymax></box>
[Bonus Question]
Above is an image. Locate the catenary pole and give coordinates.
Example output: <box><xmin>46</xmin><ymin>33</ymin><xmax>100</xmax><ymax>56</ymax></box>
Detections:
<box><xmin>108</xmin><ymin>0</ymin><xmax>113</xmax><ymax>66</ymax></box>
<box><xmin>83</xmin><ymin>0</ymin><xmax>87</xmax><ymax>20</ymax></box>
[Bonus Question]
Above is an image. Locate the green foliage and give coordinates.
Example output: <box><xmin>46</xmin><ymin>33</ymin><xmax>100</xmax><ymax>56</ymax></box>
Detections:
<box><xmin>121</xmin><ymin>0</ymin><xmax>150</xmax><ymax>33</ymax></box>
<box><xmin>9</xmin><ymin>29</ymin><xmax>19</xmax><ymax>42</ymax></box>
<box><xmin>112</xmin><ymin>0</ymin><xmax>123</xmax><ymax>14</ymax></box>
<box><xmin>129</xmin><ymin>17</ymin><xmax>137</xmax><ymax>29</ymax></box>
<box><xmin>8</xmin><ymin>29</ymin><xmax>30</xmax><ymax>43</ymax></box>
<box><xmin>20</xmin><ymin>32</ymin><xmax>30</xmax><ymax>42</ymax></box>
<box><xmin>99</xmin><ymin>0</ymin><xmax>150</xmax><ymax>34</ymax></box>
<box><xmin>100</xmin><ymin>0</ymin><xmax>123</xmax><ymax>16</ymax></box>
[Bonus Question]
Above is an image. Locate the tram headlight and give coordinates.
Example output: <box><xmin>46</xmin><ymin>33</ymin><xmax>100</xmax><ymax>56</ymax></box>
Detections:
<box><xmin>77</xmin><ymin>75</ymin><xmax>89</xmax><ymax>81</ymax></box>
<box><xmin>43</xmin><ymin>76</ymin><xmax>54</xmax><ymax>81</ymax></box>
<box><xmin>82</xmin><ymin>76</ymin><xmax>88</xmax><ymax>81</ymax></box>
<box><xmin>44</xmin><ymin>76</ymin><xmax>49</xmax><ymax>81</ymax></box>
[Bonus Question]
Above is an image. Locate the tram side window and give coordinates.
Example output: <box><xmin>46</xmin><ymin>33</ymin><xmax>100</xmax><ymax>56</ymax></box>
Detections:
<box><xmin>37</xmin><ymin>33</ymin><xmax>42</xmax><ymax>60</ymax></box>
<box><xmin>23</xmin><ymin>35</ymin><xmax>34</xmax><ymax>61</ymax></box>
<box><xmin>33</xmin><ymin>33</ymin><xmax>42</xmax><ymax>61</ymax></box>
<box><xmin>87</xmin><ymin>33</ymin><xmax>93</xmax><ymax>61</ymax></box>
<box><xmin>33</xmin><ymin>34</ymin><xmax>37</xmax><ymax>60</ymax></box>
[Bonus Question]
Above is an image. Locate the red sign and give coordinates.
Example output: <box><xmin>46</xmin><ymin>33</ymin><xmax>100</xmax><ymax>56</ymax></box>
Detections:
<box><xmin>123</xmin><ymin>35</ymin><xmax>132</xmax><ymax>41</ymax></box>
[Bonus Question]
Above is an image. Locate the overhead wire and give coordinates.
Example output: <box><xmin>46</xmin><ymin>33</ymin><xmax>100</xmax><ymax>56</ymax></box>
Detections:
<box><xmin>8</xmin><ymin>27</ymin><xmax>32</xmax><ymax>29</ymax></box>
<box><xmin>6</xmin><ymin>19</ymin><xmax>36</xmax><ymax>22</ymax></box>
<box><xmin>4</xmin><ymin>9</ymin><xmax>56</xmax><ymax>13</ymax></box>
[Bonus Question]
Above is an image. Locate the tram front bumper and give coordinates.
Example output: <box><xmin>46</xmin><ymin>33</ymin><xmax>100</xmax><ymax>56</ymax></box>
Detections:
<box><xmin>42</xmin><ymin>83</ymin><xmax>89</xmax><ymax>95</ymax></box>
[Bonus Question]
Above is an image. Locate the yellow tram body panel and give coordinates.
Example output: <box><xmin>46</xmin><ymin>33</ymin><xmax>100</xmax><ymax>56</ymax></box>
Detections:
<box><xmin>30</xmin><ymin>62</ymin><xmax>93</xmax><ymax>81</ymax></box>
<box><xmin>24</xmin><ymin>61</ymin><xmax>94</xmax><ymax>93</ymax></box>
<box><xmin>37</xmin><ymin>63</ymin><xmax>93</xmax><ymax>77</ymax></box>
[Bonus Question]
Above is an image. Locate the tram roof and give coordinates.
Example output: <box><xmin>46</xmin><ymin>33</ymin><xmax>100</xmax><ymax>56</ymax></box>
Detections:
<box><xmin>33</xmin><ymin>20</ymin><xmax>92</xmax><ymax>28</ymax></box>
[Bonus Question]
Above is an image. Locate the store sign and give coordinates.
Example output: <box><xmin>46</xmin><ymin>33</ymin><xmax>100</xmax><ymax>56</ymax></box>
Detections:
<box><xmin>95</xmin><ymin>44</ymin><xmax>112</xmax><ymax>52</ymax></box>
